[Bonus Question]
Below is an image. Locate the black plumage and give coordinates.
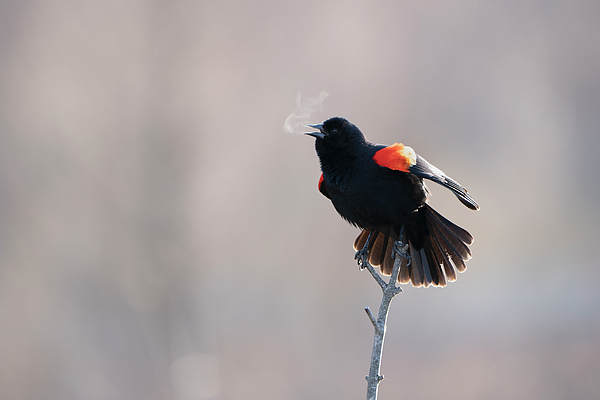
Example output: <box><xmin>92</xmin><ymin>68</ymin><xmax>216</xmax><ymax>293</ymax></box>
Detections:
<box><xmin>306</xmin><ymin>117</ymin><xmax>479</xmax><ymax>288</ymax></box>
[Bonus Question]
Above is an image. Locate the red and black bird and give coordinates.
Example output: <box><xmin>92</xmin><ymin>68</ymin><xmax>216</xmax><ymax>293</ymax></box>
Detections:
<box><xmin>305</xmin><ymin>117</ymin><xmax>479</xmax><ymax>288</ymax></box>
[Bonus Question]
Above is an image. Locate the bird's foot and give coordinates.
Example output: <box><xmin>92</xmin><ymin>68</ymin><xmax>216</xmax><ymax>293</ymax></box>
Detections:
<box><xmin>355</xmin><ymin>248</ymin><xmax>369</xmax><ymax>270</ymax></box>
<box><xmin>393</xmin><ymin>238</ymin><xmax>411</xmax><ymax>265</ymax></box>
<box><xmin>355</xmin><ymin>230</ymin><xmax>374</xmax><ymax>270</ymax></box>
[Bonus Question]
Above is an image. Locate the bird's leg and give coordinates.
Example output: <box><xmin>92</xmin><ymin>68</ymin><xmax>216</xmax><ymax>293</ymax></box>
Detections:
<box><xmin>393</xmin><ymin>225</ymin><xmax>411</xmax><ymax>265</ymax></box>
<box><xmin>354</xmin><ymin>230</ymin><xmax>373</xmax><ymax>270</ymax></box>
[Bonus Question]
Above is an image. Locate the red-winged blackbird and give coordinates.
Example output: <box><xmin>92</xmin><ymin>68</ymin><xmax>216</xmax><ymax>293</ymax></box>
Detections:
<box><xmin>305</xmin><ymin>117</ymin><xmax>479</xmax><ymax>288</ymax></box>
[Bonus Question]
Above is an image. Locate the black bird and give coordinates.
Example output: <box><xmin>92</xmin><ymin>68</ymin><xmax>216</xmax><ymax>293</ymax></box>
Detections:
<box><xmin>305</xmin><ymin>117</ymin><xmax>479</xmax><ymax>288</ymax></box>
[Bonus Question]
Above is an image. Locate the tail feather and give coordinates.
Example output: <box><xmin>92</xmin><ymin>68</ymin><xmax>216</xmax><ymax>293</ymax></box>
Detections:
<box><xmin>353</xmin><ymin>229</ymin><xmax>371</xmax><ymax>251</ymax></box>
<box><xmin>450</xmin><ymin>252</ymin><xmax>467</xmax><ymax>273</ymax></box>
<box><xmin>427</xmin><ymin>219</ymin><xmax>468</xmax><ymax>274</ymax></box>
<box><xmin>352</xmin><ymin>204</ymin><xmax>474</xmax><ymax>288</ymax></box>
<box><xmin>430</xmin><ymin>234</ymin><xmax>457</xmax><ymax>282</ymax></box>
<box><xmin>382</xmin><ymin>239</ymin><xmax>394</xmax><ymax>275</ymax></box>
<box><xmin>423</xmin><ymin>236</ymin><xmax>446</xmax><ymax>287</ymax></box>
<box><xmin>378</xmin><ymin>227</ymin><xmax>392</xmax><ymax>267</ymax></box>
<box><xmin>419</xmin><ymin>248</ymin><xmax>433</xmax><ymax>287</ymax></box>
<box><xmin>427</xmin><ymin>216</ymin><xmax>472</xmax><ymax>261</ymax></box>
<box><xmin>368</xmin><ymin>230</ymin><xmax>384</xmax><ymax>265</ymax></box>
<box><xmin>410</xmin><ymin>244</ymin><xmax>425</xmax><ymax>287</ymax></box>
<box><xmin>426</xmin><ymin>206</ymin><xmax>474</xmax><ymax>245</ymax></box>
<box><xmin>398</xmin><ymin>255</ymin><xmax>411</xmax><ymax>284</ymax></box>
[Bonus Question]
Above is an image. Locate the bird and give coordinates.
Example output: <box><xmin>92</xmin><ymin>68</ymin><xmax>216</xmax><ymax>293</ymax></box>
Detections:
<box><xmin>305</xmin><ymin>117</ymin><xmax>479</xmax><ymax>288</ymax></box>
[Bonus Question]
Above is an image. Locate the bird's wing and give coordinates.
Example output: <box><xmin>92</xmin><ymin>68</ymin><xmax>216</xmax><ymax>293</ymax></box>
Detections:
<box><xmin>409</xmin><ymin>155</ymin><xmax>479</xmax><ymax>210</ymax></box>
<box><xmin>373</xmin><ymin>144</ymin><xmax>479</xmax><ymax>210</ymax></box>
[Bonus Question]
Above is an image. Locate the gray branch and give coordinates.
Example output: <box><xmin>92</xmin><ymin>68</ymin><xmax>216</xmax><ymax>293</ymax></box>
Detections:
<box><xmin>364</xmin><ymin>236</ymin><xmax>405</xmax><ymax>400</ymax></box>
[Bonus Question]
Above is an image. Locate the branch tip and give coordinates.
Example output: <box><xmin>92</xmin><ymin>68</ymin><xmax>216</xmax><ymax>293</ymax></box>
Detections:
<box><xmin>364</xmin><ymin>307</ymin><xmax>378</xmax><ymax>328</ymax></box>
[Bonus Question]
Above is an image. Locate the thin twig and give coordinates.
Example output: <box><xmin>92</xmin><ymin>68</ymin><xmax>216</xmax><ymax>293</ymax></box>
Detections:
<box><xmin>364</xmin><ymin>307</ymin><xmax>378</xmax><ymax>331</ymax></box>
<box><xmin>364</xmin><ymin>261</ymin><xmax>387</xmax><ymax>289</ymax></box>
<box><xmin>364</xmin><ymin>231</ymin><xmax>406</xmax><ymax>400</ymax></box>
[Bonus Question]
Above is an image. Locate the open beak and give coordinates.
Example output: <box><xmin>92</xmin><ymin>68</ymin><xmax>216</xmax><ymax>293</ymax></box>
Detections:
<box><xmin>303</xmin><ymin>123</ymin><xmax>326</xmax><ymax>139</ymax></box>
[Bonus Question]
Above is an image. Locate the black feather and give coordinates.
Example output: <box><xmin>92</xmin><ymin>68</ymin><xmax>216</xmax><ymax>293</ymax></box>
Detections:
<box><xmin>310</xmin><ymin>117</ymin><xmax>478</xmax><ymax>288</ymax></box>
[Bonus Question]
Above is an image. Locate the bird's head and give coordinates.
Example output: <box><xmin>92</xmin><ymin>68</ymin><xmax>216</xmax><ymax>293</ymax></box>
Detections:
<box><xmin>304</xmin><ymin>117</ymin><xmax>366</xmax><ymax>150</ymax></box>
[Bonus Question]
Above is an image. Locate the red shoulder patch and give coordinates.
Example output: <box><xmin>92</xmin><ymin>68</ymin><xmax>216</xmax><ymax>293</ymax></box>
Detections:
<box><xmin>318</xmin><ymin>173</ymin><xmax>330</xmax><ymax>198</ymax></box>
<box><xmin>372</xmin><ymin>143</ymin><xmax>416</xmax><ymax>172</ymax></box>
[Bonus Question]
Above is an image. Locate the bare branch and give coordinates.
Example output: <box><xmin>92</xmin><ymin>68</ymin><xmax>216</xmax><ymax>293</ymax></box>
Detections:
<box><xmin>364</xmin><ymin>231</ymin><xmax>408</xmax><ymax>400</ymax></box>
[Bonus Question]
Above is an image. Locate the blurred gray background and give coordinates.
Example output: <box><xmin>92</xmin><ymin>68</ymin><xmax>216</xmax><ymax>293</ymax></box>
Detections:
<box><xmin>1</xmin><ymin>1</ymin><xmax>599</xmax><ymax>399</ymax></box>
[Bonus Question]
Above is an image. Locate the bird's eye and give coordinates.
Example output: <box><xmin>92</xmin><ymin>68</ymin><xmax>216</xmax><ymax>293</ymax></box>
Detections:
<box><xmin>331</xmin><ymin>128</ymin><xmax>338</xmax><ymax>134</ymax></box>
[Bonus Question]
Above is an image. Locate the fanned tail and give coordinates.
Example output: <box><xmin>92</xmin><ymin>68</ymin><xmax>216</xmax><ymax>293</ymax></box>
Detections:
<box><xmin>352</xmin><ymin>205</ymin><xmax>474</xmax><ymax>288</ymax></box>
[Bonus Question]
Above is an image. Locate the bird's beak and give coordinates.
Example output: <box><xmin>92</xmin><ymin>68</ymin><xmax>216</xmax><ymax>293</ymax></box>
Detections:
<box><xmin>304</xmin><ymin>123</ymin><xmax>326</xmax><ymax>139</ymax></box>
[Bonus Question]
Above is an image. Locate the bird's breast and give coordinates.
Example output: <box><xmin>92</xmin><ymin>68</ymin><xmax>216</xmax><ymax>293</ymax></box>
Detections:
<box><xmin>323</xmin><ymin>162</ymin><xmax>428</xmax><ymax>230</ymax></box>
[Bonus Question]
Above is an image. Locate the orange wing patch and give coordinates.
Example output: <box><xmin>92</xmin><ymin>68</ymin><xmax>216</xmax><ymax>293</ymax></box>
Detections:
<box><xmin>318</xmin><ymin>173</ymin><xmax>324</xmax><ymax>190</ymax></box>
<box><xmin>372</xmin><ymin>143</ymin><xmax>417</xmax><ymax>172</ymax></box>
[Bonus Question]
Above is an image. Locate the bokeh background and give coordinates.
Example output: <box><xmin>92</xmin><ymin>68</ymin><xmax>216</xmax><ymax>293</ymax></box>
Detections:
<box><xmin>1</xmin><ymin>1</ymin><xmax>600</xmax><ymax>399</ymax></box>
